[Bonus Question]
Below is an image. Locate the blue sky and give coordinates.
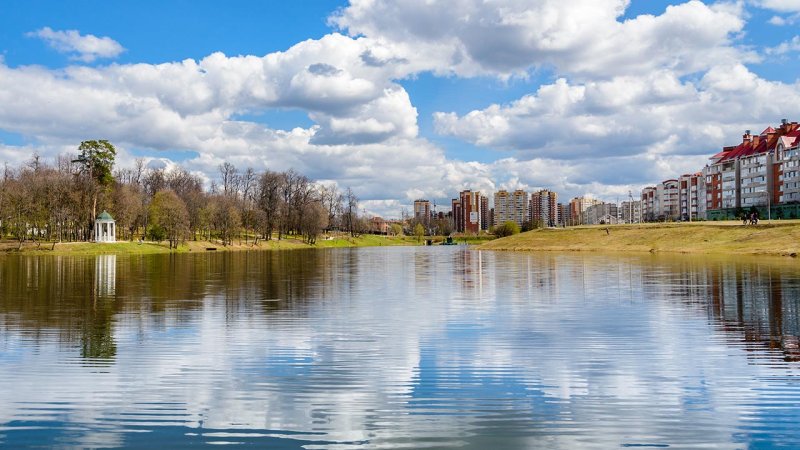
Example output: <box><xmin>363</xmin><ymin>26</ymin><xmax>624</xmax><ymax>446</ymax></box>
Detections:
<box><xmin>3</xmin><ymin>0</ymin><xmax>800</xmax><ymax>217</ymax></box>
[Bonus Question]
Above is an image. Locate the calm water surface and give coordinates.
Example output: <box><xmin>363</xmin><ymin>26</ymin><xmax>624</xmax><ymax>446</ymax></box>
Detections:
<box><xmin>1</xmin><ymin>247</ymin><xmax>800</xmax><ymax>448</ymax></box>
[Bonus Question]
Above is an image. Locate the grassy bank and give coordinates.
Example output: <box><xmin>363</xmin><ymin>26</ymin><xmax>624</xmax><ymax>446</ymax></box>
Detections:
<box><xmin>0</xmin><ymin>233</ymin><xmax>424</xmax><ymax>256</ymax></box>
<box><xmin>478</xmin><ymin>221</ymin><xmax>800</xmax><ymax>256</ymax></box>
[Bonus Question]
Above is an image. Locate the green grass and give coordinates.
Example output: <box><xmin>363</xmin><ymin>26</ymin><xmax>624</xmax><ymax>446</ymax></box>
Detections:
<box><xmin>1</xmin><ymin>241</ymin><xmax>177</xmax><ymax>256</ymax></box>
<box><xmin>0</xmin><ymin>233</ymin><xmax>426</xmax><ymax>256</ymax></box>
<box><xmin>478</xmin><ymin>221</ymin><xmax>800</xmax><ymax>256</ymax></box>
<box><xmin>314</xmin><ymin>234</ymin><xmax>422</xmax><ymax>247</ymax></box>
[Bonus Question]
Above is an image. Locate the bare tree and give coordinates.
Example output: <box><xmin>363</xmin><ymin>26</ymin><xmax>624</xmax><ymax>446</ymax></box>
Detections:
<box><xmin>113</xmin><ymin>184</ymin><xmax>144</xmax><ymax>241</ymax></box>
<box><xmin>219</xmin><ymin>162</ymin><xmax>239</xmax><ymax>198</ymax></box>
<box><xmin>300</xmin><ymin>200</ymin><xmax>328</xmax><ymax>244</ymax></box>
<box><xmin>319</xmin><ymin>184</ymin><xmax>342</xmax><ymax>231</ymax></box>
<box><xmin>342</xmin><ymin>187</ymin><xmax>359</xmax><ymax>237</ymax></box>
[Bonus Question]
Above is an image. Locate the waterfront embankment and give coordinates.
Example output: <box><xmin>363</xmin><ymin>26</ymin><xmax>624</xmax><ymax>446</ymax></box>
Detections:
<box><xmin>478</xmin><ymin>221</ymin><xmax>800</xmax><ymax>256</ymax></box>
<box><xmin>0</xmin><ymin>234</ymin><xmax>424</xmax><ymax>256</ymax></box>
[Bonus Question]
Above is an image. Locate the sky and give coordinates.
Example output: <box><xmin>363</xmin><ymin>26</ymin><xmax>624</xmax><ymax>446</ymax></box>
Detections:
<box><xmin>3</xmin><ymin>0</ymin><xmax>800</xmax><ymax>217</ymax></box>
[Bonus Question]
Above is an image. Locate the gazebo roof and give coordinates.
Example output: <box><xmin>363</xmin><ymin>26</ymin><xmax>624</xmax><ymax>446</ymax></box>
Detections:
<box><xmin>96</xmin><ymin>211</ymin><xmax>114</xmax><ymax>221</ymax></box>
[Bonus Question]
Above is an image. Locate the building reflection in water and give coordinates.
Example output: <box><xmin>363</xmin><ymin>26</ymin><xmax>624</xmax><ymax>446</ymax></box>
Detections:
<box><xmin>95</xmin><ymin>254</ymin><xmax>116</xmax><ymax>298</ymax></box>
<box><xmin>1</xmin><ymin>251</ymin><xmax>800</xmax><ymax>366</ymax></box>
<box><xmin>3</xmin><ymin>249</ymin><xmax>800</xmax><ymax>448</ymax></box>
<box><xmin>638</xmin><ymin>257</ymin><xmax>800</xmax><ymax>363</ymax></box>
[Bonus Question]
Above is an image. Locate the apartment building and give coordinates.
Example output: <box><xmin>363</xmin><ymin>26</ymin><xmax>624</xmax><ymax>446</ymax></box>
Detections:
<box><xmin>584</xmin><ymin>202</ymin><xmax>619</xmax><ymax>225</ymax></box>
<box><xmin>702</xmin><ymin>120</ymin><xmax>800</xmax><ymax>218</ymax></box>
<box><xmin>451</xmin><ymin>198</ymin><xmax>463</xmax><ymax>232</ymax></box>
<box><xmin>493</xmin><ymin>189</ymin><xmax>528</xmax><ymax>228</ymax></box>
<box><xmin>780</xmin><ymin>132</ymin><xmax>800</xmax><ymax>203</ymax></box>
<box><xmin>557</xmin><ymin>203</ymin><xmax>568</xmax><ymax>226</ymax></box>
<box><xmin>678</xmin><ymin>173</ymin><xmax>703</xmax><ymax>221</ymax></box>
<box><xmin>493</xmin><ymin>190</ymin><xmax>509</xmax><ymax>228</ymax></box>
<box><xmin>452</xmin><ymin>190</ymin><xmax>485</xmax><ymax>234</ymax></box>
<box><xmin>620</xmin><ymin>200</ymin><xmax>642</xmax><ymax>223</ymax></box>
<box><xmin>568</xmin><ymin>196</ymin><xmax>602</xmax><ymax>225</ymax></box>
<box><xmin>413</xmin><ymin>199</ymin><xmax>431</xmax><ymax>223</ymax></box>
<box><xmin>530</xmin><ymin>189</ymin><xmax>558</xmax><ymax>227</ymax></box>
<box><xmin>480</xmin><ymin>194</ymin><xmax>490</xmax><ymax>231</ymax></box>
<box><xmin>657</xmin><ymin>179</ymin><xmax>679</xmax><ymax>220</ymax></box>
<box><xmin>641</xmin><ymin>187</ymin><xmax>656</xmax><ymax>221</ymax></box>
<box><xmin>640</xmin><ymin>180</ymin><xmax>679</xmax><ymax>221</ymax></box>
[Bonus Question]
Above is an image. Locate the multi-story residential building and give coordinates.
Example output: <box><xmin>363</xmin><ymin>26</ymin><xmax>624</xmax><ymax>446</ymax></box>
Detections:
<box><xmin>453</xmin><ymin>190</ymin><xmax>484</xmax><ymax>234</ymax></box>
<box><xmin>779</xmin><ymin>131</ymin><xmax>800</xmax><ymax>203</ymax></box>
<box><xmin>557</xmin><ymin>203</ymin><xmax>567</xmax><ymax>226</ymax></box>
<box><xmin>480</xmin><ymin>194</ymin><xmax>489</xmax><ymax>231</ymax></box>
<box><xmin>493</xmin><ymin>189</ymin><xmax>528</xmax><ymax>228</ymax></box>
<box><xmin>641</xmin><ymin>180</ymin><xmax>679</xmax><ymax>221</ymax></box>
<box><xmin>369</xmin><ymin>217</ymin><xmax>390</xmax><ymax>234</ymax></box>
<box><xmin>493</xmin><ymin>190</ymin><xmax>510</xmax><ymax>227</ymax></box>
<box><xmin>530</xmin><ymin>189</ymin><xmax>558</xmax><ymax>227</ymax></box>
<box><xmin>656</xmin><ymin>179</ymin><xmax>679</xmax><ymax>220</ymax></box>
<box><xmin>413</xmin><ymin>199</ymin><xmax>431</xmax><ymax>224</ymax></box>
<box><xmin>584</xmin><ymin>203</ymin><xmax>619</xmax><ymax>225</ymax></box>
<box><xmin>620</xmin><ymin>200</ymin><xmax>642</xmax><ymax>223</ymax></box>
<box><xmin>705</xmin><ymin>131</ymin><xmax>754</xmax><ymax>212</ymax></box>
<box><xmin>568</xmin><ymin>196</ymin><xmax>603</xmax><ymax>225</ymax></box>
<box><xmin>704</xmin><ymin>121</ymin><xmax>800</xmax><ymax>218</ymax></box>
<box><xmin>678</xmin><ymin>173</ymin><xmax>703</xmax><ymax>221</ymax></box>
<box><xmin>641</xmin><ymin>187</ymin><xmax>656</xmax><ymax>221</ymax></box>
<box><xmin>640</xmin><ymin>119</ymin><xmax>800</xmax><ymax>221</ymax></box>
<box><xmin>451</xmin><ymin>198</ymin><xmax>462</xmax><ymax>232</ymax></box>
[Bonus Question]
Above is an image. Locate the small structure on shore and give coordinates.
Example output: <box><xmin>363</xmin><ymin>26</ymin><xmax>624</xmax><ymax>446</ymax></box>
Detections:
<box><xmin>95</xmin><ymin>211</ymin><xmax>116</xmax><ymax>243</ymax></box>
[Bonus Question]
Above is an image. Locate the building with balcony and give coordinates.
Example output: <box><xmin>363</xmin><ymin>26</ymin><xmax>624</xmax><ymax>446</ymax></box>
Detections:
<box><xmin>568</xmin><ymin>196</ymin><xmax>602</xmax><ymax>225</ymax></box>
<box><xmin>453</xmin><ymin>190</ymin><xmax>485</xmax><ymax>234</ymax></box>
<box><xmin>413</xmin><ymin>199</ymin><xmax>431</xmax><ymax>225</ymax></box>
<box><xmin>620</xmin><ymin>200</ymin><xmax>642</xmax><ymax>223</ymax></box>
<box><xmin>530</xmin><ymin>189</ymin><xmax>558</xmax><ymax>227</ymax></box>
<box><xmin>679</xmin><ymin>173</ymin><xmax>703</xmax><ymax>221</ymax></box>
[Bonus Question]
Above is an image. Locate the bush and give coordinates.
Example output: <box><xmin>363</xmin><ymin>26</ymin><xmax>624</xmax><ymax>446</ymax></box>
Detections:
<box><xmin>148</xmin><ymin>225</ymin><xmax>166</xmax><ymax>243</ymax></box>
<box><xmin>493</xmin><ymin>221</ymin><xmax>520</xmax><ymax>237</ymax></box>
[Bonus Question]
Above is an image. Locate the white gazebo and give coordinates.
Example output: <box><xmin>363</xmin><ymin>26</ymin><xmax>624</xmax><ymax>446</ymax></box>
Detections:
<box><xmin>95</xmin><ymin>211</ymin><xmax>116</xmax><ymax>243</ymax></box>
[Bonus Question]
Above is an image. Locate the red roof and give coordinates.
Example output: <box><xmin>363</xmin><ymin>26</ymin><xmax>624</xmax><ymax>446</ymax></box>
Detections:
<box><xmin>718</xmin><ymin>141</ymin><xmax>752</xmax><ymax>163</ymax></box>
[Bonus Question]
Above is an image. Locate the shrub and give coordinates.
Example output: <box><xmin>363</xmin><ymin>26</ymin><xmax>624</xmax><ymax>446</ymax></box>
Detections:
<box><xmin>494</xmin><ymin>221</ymin><xmax>521</xmax><ymax>237</ymax></box>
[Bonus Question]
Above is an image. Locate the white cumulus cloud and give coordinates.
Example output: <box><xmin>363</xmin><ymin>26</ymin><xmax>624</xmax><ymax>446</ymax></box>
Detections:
<box><xmin>331</xmin><ymin>0</ymin><xmax>753</xmax><ymax>79</ymax></box>
<box><xmin>751</xmin><ymin>0</ymin><xmax>800</xmax><ymax>12</ymax></box>
<box><xmin>27</xmin><ymin>27</ymin><xmax>125</xmax><ymax>62</ymax></box>
<box><xmin>2</xmin><ymin>1</ymin><xmax>799</xmax><ymax>216</ymax></box>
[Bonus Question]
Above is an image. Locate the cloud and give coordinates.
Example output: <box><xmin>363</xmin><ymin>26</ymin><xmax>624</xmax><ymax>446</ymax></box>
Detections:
<box><xmin>0</xmin><ymin>33</ymin><xmax>419</xmax><ymax>148</ymax></box>
<box><xmin>2</xmin><ymin>1</ymin><xmax>799</xmax><ymax>216</ymax></box>
<box><xmin>26</xmin><ymin>27</ymin><xmax>125</xmax><ymax>62</ymax></box>
<box><xmin>331</xmin><ymin>0</ymin><xmax>752</xmax><ymax>79</ymax></box>
<box><xmin>751</xmin><ymin>0</ymin><xmax>800</xmax><ymax>12</ymax></box>
<box><xmin>433</xmin><ymin>64</ymin><xmax>800</xmax><ymax>194</ymax></box>
<box><xmin>766</xmin><ymin>35</ymin><xmax>800</xmax><ymax>54</ymax></box>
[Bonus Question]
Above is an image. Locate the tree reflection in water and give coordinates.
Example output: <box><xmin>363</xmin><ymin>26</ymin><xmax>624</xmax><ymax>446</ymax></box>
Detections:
<box><xmin>1</xmin><ymin>251</ymin><xmax>800</xmax><ymax>365</ymax></box>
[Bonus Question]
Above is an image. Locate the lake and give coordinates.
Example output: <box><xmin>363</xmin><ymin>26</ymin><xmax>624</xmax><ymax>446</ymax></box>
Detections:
<box><xmin>1</xmin><ymin>246</ymin><xmax>799</xmax><ymax>448</ymax></box>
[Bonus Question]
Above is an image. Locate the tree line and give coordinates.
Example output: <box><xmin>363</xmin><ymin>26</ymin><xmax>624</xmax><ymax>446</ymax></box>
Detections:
<box><xmin>0</xmin><ymin>141</ymin><xmax>366</xmax><ymax>248</ymax></box>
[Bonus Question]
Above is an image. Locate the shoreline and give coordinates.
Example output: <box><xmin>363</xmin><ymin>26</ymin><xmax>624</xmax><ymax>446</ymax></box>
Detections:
<box><xmin>477</xmin><ymin>221</ymin><xmax>800</xmax><ymax>257</ymax></box>
<box><xmin>0</xmin><ymin>234</ymin><xmax>427</xmax><ymax>257</ymax></box>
